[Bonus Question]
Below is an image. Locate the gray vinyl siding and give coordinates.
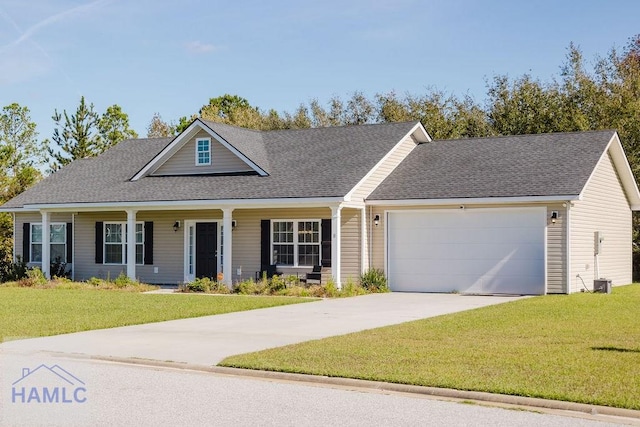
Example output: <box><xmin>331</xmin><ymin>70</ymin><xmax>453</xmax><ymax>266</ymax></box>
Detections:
<box><xmin>74</xmin><ymin>208</ymin><xmax>337</xmax><ymax>284</ymax></box>
<box><xmin>349</xmin><ymin>135</ymin><xmax>418</xmax><ymax>202</ymax></box>
<box><xmin>153</xmin><ymin>129</ymin><xmax>253</xmax><ymax>176</ymax></box>
<box><xmin>340</xmin><ymin>208</ymin><xmax>361</xmax><ymax>283</ymax></box>
<box><xmin>74</xmin><ymin>211</ymin><xmax>197</xmax><ymax>284</ymax></box>
<box><xmin>232</xmin><ymin>208</ymin><xmax>332</xmax><ymax>281</ymax></box>
<box><xmin>14</xmin><ymin>212</ymin><xmax>73</xmax><ymax>267</ymax></box>
<box><xmin>369</xmin><ymin>204</ymin><xmax>568</xmax><ymax>294</ymax></box>
<box><xmin>546</xmin><ymin>204</ymin><xmax>567</xmax><ymax>294</ymax></box>
<box><xmin>569</xmin><ymin>152</ymin><xmax>632</xmax><ymax>292</ymax></box>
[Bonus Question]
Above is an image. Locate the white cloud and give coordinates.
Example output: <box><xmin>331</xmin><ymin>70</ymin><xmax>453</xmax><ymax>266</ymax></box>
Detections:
<box><xmin>184</xmin><ymin>41</ymin><xmax>219</xmax><ymax>54</ymax></box>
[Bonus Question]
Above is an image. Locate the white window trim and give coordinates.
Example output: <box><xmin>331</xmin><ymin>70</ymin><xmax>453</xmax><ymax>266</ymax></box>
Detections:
<box><xmin>271</xmin><ymin>219</ymin><xmax>321</xmax><ymax>267</ymax></box>
<box><xmin>104</xmin><ymin>222</ymin><xmax>144</xmax><ymax>265</ymax></box>
<box><xmin>30</xmin><ymin>222</ymin><xmax>67</xmax><ymax>263</ymax></box>
<box><xmin>195</xmin><ymin>137</ymin><xmax>212</xmax><ymax>166</ymax></box>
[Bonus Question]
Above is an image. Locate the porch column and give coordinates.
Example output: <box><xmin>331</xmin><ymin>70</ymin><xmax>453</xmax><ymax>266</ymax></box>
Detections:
<box><xmin>126</xmin><ymin>209</ymin><xmax>137</xmax><ymax>280</ymax></box>
<box><xmin>331</xmin><ymin>205</ymin><xmax>342</xmax><ymax>289</ymax></box>
<box><xmin>222</xmin><ymin>208</ymin><xmax>233</xmax><ymax>287</ymax></box>
<box><xmin>360</xmin><ymin>207</ymin><xmax>368</xmax><ymax>274</ymax></box>
<box><xmin>41</xmin><ymin>211</ymin><xmax>50</xmax><ymax>279</ymax></box>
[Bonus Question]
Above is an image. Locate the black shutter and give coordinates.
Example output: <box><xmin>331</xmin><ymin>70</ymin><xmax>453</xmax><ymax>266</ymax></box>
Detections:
<box><xmin>144</xmin><ymin>221</ymin><xmax>153</xmax><ymax>265</ymax></box>
<box><xmin>23</xmin><ymin>222</ymin><xmax>30</xmax><ymax>262</ymax></box>
<box><xmin>260</xmin><ymin>219</ymin><xmax>270</xmax><ymax>272</ymax></box>
<box><xmin>321</xmin><ymin>218</ymin><xmax>331</xmax><ymax>267</ymax></box>
<box><xmin>66</xmin><ymin>223</ymin><xmax>73</xmax><ymax>263</ymax></box>
<box><xmin>95</xmin><ymin>222</ymin><xmax>103</xmax><ymax>264</ymax></box>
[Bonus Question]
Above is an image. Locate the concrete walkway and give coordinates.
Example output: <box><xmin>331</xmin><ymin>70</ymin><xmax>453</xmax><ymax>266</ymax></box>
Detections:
<box><xmin>1</xmin><ymin>293</ymin><xmax>523</xmax><ymax>366</ymax></box>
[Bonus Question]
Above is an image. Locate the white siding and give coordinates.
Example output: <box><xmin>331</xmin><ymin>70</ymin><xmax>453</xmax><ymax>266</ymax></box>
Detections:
<box><xmin>154</xmin><ymin>129</ymin><xmax>253</xmax><ymax>175</ymax></box>
<box><xmin>569</xmin><ymin>152</ymin><xmax>632</xmax><ymax>292</ymax></box>
<box><xmin>349</xmin><ymin>135</ymin><xmax>418</xmax><ymax>202</ymax></box>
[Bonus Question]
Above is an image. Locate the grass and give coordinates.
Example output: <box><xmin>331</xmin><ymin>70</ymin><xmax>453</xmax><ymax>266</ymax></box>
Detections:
<box><xmin>221</xmin><ymin>285</ymin><xmax>640</xmax><ymax>410</ymax></box>
<box><xmin>0</xmin><ymin>287</ymin><xmax>315</xmax><ymax>342</ymax></box>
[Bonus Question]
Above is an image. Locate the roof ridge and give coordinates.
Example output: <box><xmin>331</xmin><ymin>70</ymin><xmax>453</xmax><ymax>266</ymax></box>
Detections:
<box><xmin>431</xmin><ymin>129</ymin><xmax>617</xmax><ymax>144</ymax></box>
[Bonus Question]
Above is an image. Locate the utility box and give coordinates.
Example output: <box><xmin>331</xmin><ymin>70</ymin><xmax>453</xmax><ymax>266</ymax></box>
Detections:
<box><xmin>593</xmin><ymin>279</ymin><xmax>611</xmax><ymax>294</ymax></box>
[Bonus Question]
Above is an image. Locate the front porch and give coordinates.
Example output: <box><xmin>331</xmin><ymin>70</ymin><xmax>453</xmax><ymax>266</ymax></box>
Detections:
<box><xmin>20</xmin><ymin>204</ymin><xmax>370</xmax><ymax>288</ymax></box>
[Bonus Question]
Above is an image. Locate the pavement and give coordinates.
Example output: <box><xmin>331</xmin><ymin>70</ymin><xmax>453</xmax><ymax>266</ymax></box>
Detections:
<box><xmin>1</xmin><ymin>292</ymin><xmax>523</xmax><ymax>365</ymax></box>
<box><xmin>2</xmin><ymin>292</ymin><xmax>639</xmax><ymax>425</ymax></box>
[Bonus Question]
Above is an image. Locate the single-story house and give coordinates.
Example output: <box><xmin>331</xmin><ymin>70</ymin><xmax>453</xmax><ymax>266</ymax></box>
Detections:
<box><xmin>1</xmin><ymin>119</ymin><xmax>638</xmax><ymax>294</ymax></box>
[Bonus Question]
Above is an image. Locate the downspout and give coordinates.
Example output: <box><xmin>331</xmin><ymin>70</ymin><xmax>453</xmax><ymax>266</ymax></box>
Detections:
<box><xmin>11</xmin><ymin>212</ymin><xmax>16</xmax><ymax>262</ymax></box>
<box><xmin>72</xmin><ymin>213</ymin><xmax>76</xmax><ymax>281</ymax></box>
<box><xmin>565</xmin><ymin>202</ymin><xmax>572</xmax><ymax>294</ymax></box>
<box><xmin>368</xmin><ymin>205</ymin><xmax>373</xmax><ymax>269</ymax></box>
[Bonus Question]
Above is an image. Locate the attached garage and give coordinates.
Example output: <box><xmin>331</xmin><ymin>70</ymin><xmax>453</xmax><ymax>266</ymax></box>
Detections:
<box><xmin>386</xmin><ymin>208</ymin><xmax>546</xmax><ymax>295</ymax></box>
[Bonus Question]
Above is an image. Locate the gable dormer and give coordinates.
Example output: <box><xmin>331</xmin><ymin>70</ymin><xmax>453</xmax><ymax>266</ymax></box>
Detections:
<box><xmin>132</xmin><ymin>119</ymin><xmax>267</xmax><ymax>180</ymax></box>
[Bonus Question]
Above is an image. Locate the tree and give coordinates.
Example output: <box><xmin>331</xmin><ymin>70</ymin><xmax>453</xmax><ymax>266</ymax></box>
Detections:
<box><xmin>146</xmin><ymin>113</ymin><xmax>175</xmax><ymax>138</ymax></box>
<box><xmin>97</xmin><ymin>104</ymin><xmax>138</xmax><ymax>150</ymax></box>
<box><xmin>47</xmin><ymin>96</ymin><xmax>100</xmax><ymax>171</ymax></box>
<box><xmin>0</xmin><ymin>103</ymin><xmax>43</xmax><ymax>280</ymax></box>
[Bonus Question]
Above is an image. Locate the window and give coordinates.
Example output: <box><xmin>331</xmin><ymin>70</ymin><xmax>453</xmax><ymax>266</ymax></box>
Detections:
<box><xmin>196</xmin><ymin>138</ymin><xmax>211</xmax><ymax>165</ymax></box>
<box><xmin>104</xmin><ymin>222</ymin><xmax>144</xmax><ymax>265</ymax></box>
<box><xmin>30</xmin><ymin>223</ymin><xmax>67</xmax><ymax>263</ymax></box>
<box><xmin>272</xmin><ymin>220</ymin><xmax>320</xmax><ymax>266</ymax></box>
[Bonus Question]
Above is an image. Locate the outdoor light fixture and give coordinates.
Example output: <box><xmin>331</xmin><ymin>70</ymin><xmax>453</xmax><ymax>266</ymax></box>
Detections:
<box><xmin>232</xmin><ymin>220</ymin><xmax>237</xmax><ymax>230</ymax></box>
<box><xmin>550</xmin><ymin>211</ymin><xmax>559</xmax><ymax>224</ymax></box>
<box><xmin>173</xmin><ymin>221</ymin><xmax>180</xmax><ymax>232</ymax></box>
<box><xmin>374</xmin><ymin>214</ymin><xmax>380</xmax><ymax>227</ymax></box>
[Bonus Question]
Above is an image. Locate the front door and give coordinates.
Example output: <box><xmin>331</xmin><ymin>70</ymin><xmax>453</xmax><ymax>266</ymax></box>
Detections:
<box><xmin>196</xmin><ymin>222</ymin><xmax>217</xmax><ymax>278</ymax></box>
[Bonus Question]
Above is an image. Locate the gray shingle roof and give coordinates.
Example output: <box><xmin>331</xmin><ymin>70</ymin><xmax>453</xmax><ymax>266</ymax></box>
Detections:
<box><xmin>3</xmin><ymin>121</ymin><xmax>419</xmax><ymax>208</ymax></box>
<box><xmin>368</xmin><ymin>130</ymin><xmax>616</xmax><ymax>200</ymax></box>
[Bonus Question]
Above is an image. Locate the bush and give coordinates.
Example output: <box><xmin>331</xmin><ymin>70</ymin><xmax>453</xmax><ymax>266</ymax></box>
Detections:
<box><xmin>185</xmin><ymin>277</ymin><xmax>230</xmax><ymax>293</ymax></box>
<box><xmin>360</xmin><ymin>268</ymin><xmax>389</xmax><ymax>293</ymax></box>
<box><xmin>341</xmin><ymin>278</ymin><xmax>368</xmax><ymax>297</ymax></box>
<box><xmin>17</xmin><ymin>267</ymin><xmax>48</xmax><ymax>287</ymax></box>
<box><xmin>50</xmin><ymin>256</ymin><xmax>71</xmax><ymax>279</ymax></box>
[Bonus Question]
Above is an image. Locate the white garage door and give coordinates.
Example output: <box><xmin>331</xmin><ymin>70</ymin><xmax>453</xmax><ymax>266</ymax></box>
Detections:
<box><xmin>387</xmin><ymin>208</ymin><xmax>546</xmax><ymax>295</ymax></box>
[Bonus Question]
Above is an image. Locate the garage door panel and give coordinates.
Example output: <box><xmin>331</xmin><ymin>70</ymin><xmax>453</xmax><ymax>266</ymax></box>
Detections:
<box><xmin>387</xmin><ymin>209</ymin><xmax>545</xmax><ymax>295</ymax></box>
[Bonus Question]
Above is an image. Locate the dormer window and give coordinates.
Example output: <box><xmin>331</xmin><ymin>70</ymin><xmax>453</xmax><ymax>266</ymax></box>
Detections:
<box><xmin>196</xmin><ymin>138</ymin><xmax>211</xmax><ymax>166</ymax></box>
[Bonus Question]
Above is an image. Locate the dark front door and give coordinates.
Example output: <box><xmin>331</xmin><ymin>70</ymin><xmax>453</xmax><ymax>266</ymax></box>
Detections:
<box><xmin>196</xmin><ymin>222</ymin><xmax>217</xmax><ymax>278</ymax></box>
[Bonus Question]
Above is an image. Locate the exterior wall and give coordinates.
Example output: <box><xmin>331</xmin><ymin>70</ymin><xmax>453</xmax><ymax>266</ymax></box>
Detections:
<box><xmin>369</xmin><ymin>203</ymin><xmax>568</xmax><ymax>294</ymax></box>
<box><xmin>340</xmin><ymin>208</ymin><xmax>361</xmax><ymax>283</ymax></box>
<box><xmin>74</xmin><ymin>211</ymin><xmax>216</xmax><ymax>284</ymax></box>
<box><xmin>232</xmin><ymin>208</ymin><xmax>332</xmax><ymax>282</ymax></box>
<box><xmin>569</xmin><ymin>152</ymin><xmax>632</xmax><ymax>292</ymax></box>
<box><xmin>154</xmin><ymin>129</ymin><xmax>253</xmax><ymax>176</ymax></box>
<box><xmin>348</xmin><ymin>135</ymin><xmax>417</xmax><ymax>202</ymax></box>
<box><xmin>75</xmin><ymin>207</ymin><xmax>336</xmax><ymax>284</ymax></box>
<box><xmin>14</xmin><ymin>212</ymin><xmax>73</xmax><ymax>268</ymax></box>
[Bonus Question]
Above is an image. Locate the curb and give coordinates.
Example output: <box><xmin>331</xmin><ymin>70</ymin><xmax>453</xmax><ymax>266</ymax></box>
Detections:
<box><xmin>90</xmin><ymin>355</ymin><xmax>640</xmax><ymax>422</ymax></box>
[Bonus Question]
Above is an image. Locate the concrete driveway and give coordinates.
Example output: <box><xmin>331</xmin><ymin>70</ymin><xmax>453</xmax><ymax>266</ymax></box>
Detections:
<box><xmin>1</xmin><ymin>293</ymin><xmax>523</xmax><ymax>365</ymax></box>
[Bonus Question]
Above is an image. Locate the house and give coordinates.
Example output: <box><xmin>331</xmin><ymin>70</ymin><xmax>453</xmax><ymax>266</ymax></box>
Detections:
<box><xmin>1</xmin><ymin>119</ymin><xmax>638</xmax><ymax>294</ymax></box>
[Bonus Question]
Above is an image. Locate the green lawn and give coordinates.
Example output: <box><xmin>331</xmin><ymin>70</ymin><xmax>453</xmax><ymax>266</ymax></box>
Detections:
<box><xmin>0</xmin><ymin>288</ymin><xmax>314</xmax><ymax>342</ymax></box>
<box><xmin>221</xmin><ymin>285</ymin><xmax>640</xmax><ymax>410</ymax></box>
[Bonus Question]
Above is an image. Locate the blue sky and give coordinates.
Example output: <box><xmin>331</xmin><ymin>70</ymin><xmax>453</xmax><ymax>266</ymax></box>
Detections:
<box><xmin>1</xmin><ymin>0</ymin><xmax>640</xmax><ymax>140</ymax></box>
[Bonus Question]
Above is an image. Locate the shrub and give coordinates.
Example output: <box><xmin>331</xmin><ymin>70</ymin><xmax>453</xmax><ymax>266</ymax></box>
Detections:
<box><xmin>6</xmin><ymin>256</ymin><xmax>28</xmax><ymax>282</ymax></box>
<box><xmin>50</xmin><ymin>256</ymin><xmax>71</xmax><ymax>279</ymax></box>
<box><xmin>186</xmin><ymin>277</ymin><xmax>211</xmax><ymax>292</ymax></box>
<box><xmin>267</xmin><ymin>275</ymin><xmax>287</xmax><ymax>293</ymax></box>
<box><xmin>233</xmin><ymin>279</ymin><xmax>259</xmax><ymax>295</ymax></box>
<box><xmin>113</xmin><ymin>272</ymin><xmax>140</xmax><ymax>288</ymax></box>
<box><xmin>341</xmin><ymin>278</ymin><xmax>367</xmax><ymax>297</ymax></box>
<box><xmin>18</xmin><ymin>267</ymin><xmax>48</xmax><ymax>287</ymax></box>
<box><xmin>360</xmin><ymin>268</ymin><xmax>389</xmax><ymax>293</ymax></box>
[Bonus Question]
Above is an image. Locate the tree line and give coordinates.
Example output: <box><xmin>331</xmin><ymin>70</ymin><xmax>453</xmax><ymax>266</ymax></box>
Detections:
<box><xmin>2</xmin><ymin>35</ymin><xmax>640</xmax><ymax>277</ymax></box>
